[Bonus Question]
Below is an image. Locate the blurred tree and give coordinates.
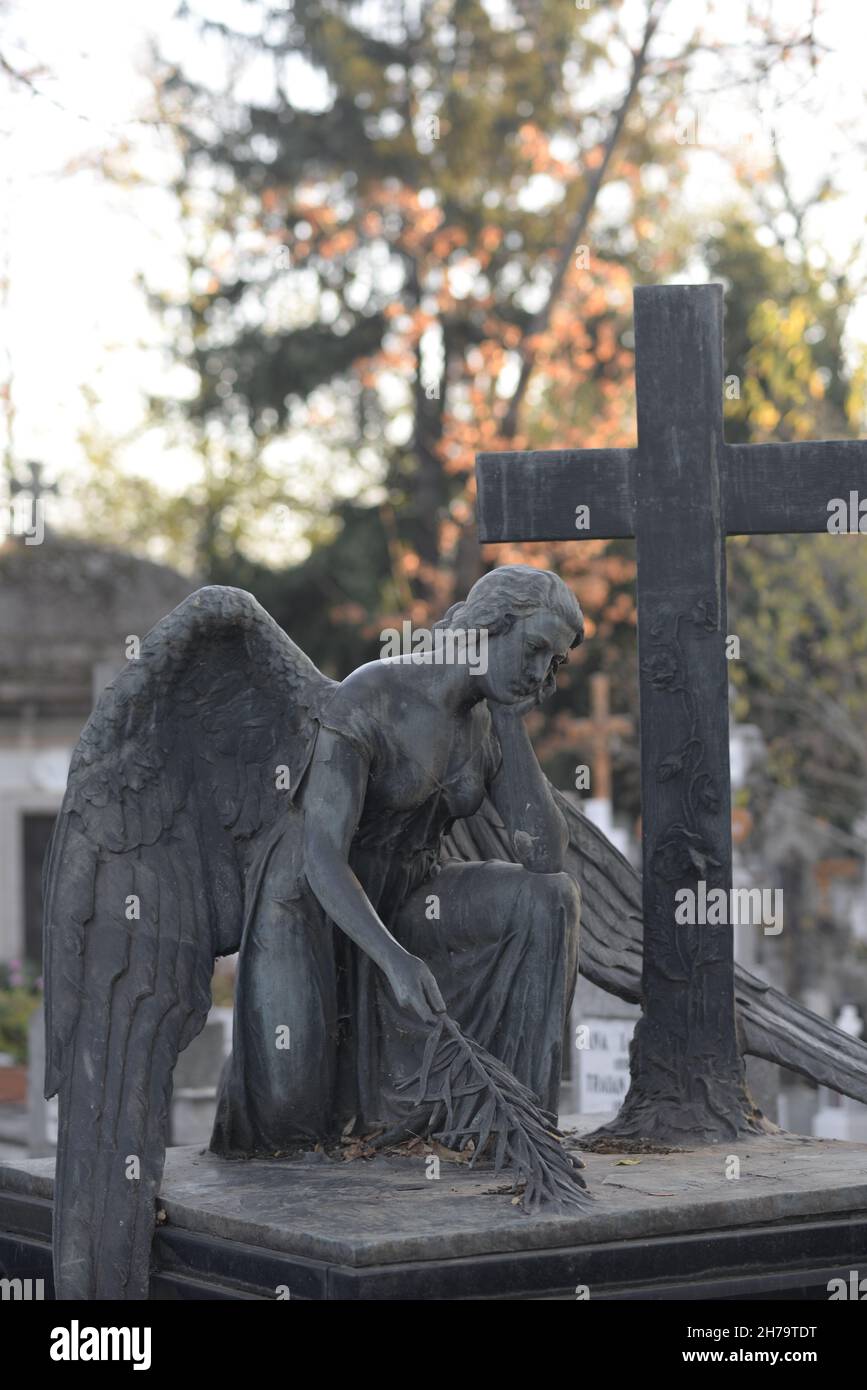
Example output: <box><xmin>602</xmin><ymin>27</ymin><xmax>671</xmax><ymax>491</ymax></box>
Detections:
<box><xmin>68</xmin><ymin>1</ymin><xmax>675</xmax><ymax>807</ymax></box>
<box><xmin>77</xmin><ymin>0</ymin><xmax>827</xmax><ymax>813</ymax></box>
<box><xmin>706</xmin><ymin>203</ymin><xmax>867</xmax><ymax>833</ymax></box>
<box><xmin>142</xmin><ymin>1</ymin><xmax>675</xmax><ymax>593</ymax></box>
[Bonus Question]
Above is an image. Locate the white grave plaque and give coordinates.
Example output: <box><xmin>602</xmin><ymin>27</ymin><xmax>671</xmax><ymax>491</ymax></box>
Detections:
<box><xmin>576</xmin><ymin>1018</ymin><xmax>635</xmax><ymax>1114</ymax></box>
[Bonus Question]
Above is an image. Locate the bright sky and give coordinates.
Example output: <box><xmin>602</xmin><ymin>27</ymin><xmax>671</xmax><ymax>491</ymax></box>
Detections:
<box><xmin>0</xmin><ymin>0</ymin><xmax>178</xmax><ymax>458</ymax></box>
<box><xmin>2</xmin><ymin>0</ymin><xmax>867</xmax><ymax>554</ymax></box>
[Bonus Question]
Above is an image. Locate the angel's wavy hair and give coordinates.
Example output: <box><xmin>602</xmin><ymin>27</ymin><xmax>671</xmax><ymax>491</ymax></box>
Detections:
<box><xmin>433</xmin><ymin>565</ymin><xmax>584</xmax><ymax>648</ymax></box>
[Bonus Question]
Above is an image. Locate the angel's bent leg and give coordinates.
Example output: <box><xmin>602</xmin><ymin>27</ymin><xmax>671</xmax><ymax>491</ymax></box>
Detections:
<box><xmin>392</xmin><ymin>859</ymin><xmax>580</xmax><ymax>1115</ymax></box>
<box><xmin>211</xmin><ymin>866</ymin><xmax>338</xmax><ymax>1154</ymax></box>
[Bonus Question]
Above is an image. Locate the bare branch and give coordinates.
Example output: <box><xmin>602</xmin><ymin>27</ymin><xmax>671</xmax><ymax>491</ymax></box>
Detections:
<box><xmin>0</xmin><ymin>49</ymin><xmax>49</xmax><ymax>97</ymax></box>
<box><xmin>500</xmin><ymin>0</ymin><xmax>667</xmax><ymax>441</ymax></box>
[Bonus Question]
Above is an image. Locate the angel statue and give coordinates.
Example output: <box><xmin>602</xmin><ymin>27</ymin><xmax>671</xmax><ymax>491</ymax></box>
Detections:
<box><xmin>43</xmin><ymin>564</ymin><xmax>592</xmax><ymax>1300</ymax></box>
<box><xmin>43</xmin><ymin>563</ymin><xmax>867</xmax><ymax>1301</ymax></box>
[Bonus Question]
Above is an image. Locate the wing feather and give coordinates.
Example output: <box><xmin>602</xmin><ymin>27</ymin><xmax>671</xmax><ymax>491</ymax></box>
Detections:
<box><xmin>44</xmin><ymin>585</ymin><xmax>334</xmax><ymax>1299</ymax></box>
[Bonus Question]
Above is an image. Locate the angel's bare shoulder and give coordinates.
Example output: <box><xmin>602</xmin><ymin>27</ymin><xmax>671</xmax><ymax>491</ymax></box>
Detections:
<box><xmin>328</xmin><ymin>657</ymin><xmax>415</xmax><ymax>714</ymax></box>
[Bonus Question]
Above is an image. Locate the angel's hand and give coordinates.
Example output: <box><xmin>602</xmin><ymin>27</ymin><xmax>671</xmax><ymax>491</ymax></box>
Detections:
<box><xmin>490</xmin><ymin>661</ymin><xmax>562</xmax><ymax>718</ymax></box>
<box><xmin>385</xmin><ymin>951</ymin><xmax>446</xmax><ymax>1024</ymax></box>
<box><xmin>490</xmin><ymin>687</ymin><xmax>543</xmax><ymax>719</ymax></box>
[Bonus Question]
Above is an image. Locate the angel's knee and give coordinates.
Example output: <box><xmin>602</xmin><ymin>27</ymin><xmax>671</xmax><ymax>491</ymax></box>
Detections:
<box><xmin>526</xmin><ymin>869</ymin><xmax>581</xmax><ymax>941</ymax></box>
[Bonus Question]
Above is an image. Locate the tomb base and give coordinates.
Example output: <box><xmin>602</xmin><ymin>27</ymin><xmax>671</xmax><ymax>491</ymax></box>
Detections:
<box><xmin>2</xmin><ymin>1134</ymin><xmax>867</xmax><ymax>1300</ymax></box>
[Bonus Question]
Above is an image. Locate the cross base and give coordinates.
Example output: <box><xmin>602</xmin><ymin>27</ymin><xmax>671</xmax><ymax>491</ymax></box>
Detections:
<box><xmin>579</xmin><ymin>1020</ymin><xmax>776</xmax><ymax>1150</ymax></box>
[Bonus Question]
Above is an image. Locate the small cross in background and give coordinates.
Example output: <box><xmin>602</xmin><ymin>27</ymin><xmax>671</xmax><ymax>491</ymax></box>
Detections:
<box><xmin>10</xmin><ymin>459</ymin><xmax>59</xmax><ymax>508</ymax></box>
<box><xmin>8</xmin><ymin>459</ymin><xmax>58</xmax><ymax>542</ymax></box>
<box><xmin>573</xmin><ymin>672</ymin><xmax>632</xmax><ymax>804</ymax></box>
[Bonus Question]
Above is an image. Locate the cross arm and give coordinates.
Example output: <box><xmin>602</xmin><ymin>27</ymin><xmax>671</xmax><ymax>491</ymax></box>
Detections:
<box><xmin>724</xmin><ymin>439</ymin><xmax>867</xmax><ymax>536</ymax></box>
<box><xmin>476</xmin><ymin>448</ymin><xmax>635</xmax><ymax>542</ymax></box>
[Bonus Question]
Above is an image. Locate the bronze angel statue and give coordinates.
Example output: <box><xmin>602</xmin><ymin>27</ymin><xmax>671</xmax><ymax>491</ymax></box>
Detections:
<box><xmin>43</xmin><ymin>564</ymin><xmax>867</xmax><ymax>1300</ymax></box>
<box><xmin>44</xmin><ymin>565</ymin><xmax>589</xmax><ymax>1299</ymax></box>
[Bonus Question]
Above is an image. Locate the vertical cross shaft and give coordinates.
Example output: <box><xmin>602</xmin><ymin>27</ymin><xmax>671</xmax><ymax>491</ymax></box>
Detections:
<box><xmin>10</xmin><ymin>459</ymin><xmax>58</xmax><ymax>506</ymax></box>
<box><xmin>591</xmin><ymin>284</ymin><xmax>757</xmax><ymax>1144</ymax></box>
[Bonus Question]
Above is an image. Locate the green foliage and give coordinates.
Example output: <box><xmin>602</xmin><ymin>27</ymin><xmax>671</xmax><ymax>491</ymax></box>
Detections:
<box><xmin>0</xmin><ymin>961</ymin><xmax>42</xmax><ymax>1065</ymax></box>
<box><xmin>708</xmin><ymin>211</ymin><xmax>857</xmax><ymax>443</ymax></box>
<box><xmin>210</xmin><ymin>499</ymin><xmax>394</xmax><ymax>676</ymax></box>
<box><xmin>729</xmin><ymin>530</ymin><xmax>867</xmax><ymax>830</ymax></box>
<box><xmin>708</xmin><ymin>215</ymin><xmax>867</xmax><ymax>831</ymax></box>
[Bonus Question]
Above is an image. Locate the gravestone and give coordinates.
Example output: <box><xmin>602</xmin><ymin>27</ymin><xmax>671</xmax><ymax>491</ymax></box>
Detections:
<box><xmin>561</xmin><ymin>778</ymin><xmax>638</xmax><ymax>1119</ymax></box>
<box><xmin>565</xmin><ymin>936</ymin><xmax>640</xmax><ymax>1122</ymax></box>
<box><xmin>573</xmin><ymin>1017</ymin><xmax>636</xmax><ymax>1116</ymax></box>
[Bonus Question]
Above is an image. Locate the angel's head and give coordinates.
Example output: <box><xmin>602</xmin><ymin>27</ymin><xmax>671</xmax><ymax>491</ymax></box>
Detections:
<box><xmin>434</xmin><ymin>565</ymin><xmax>584</xmax><ymax>707</ymax></box>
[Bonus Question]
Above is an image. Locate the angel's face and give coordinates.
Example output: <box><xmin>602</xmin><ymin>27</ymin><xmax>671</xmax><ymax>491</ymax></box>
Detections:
<box><xmin>482</xmin><ymin>610</ymin><xmax>578</xmax><ymax>707</ymax></box>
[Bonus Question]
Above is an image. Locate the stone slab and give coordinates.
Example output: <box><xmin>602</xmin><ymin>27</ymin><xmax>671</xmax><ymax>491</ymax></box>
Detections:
<box><xmin>3</xmin><ymin>1132</ymin><xmax>867</xmax><ymax>1272</ymax></box>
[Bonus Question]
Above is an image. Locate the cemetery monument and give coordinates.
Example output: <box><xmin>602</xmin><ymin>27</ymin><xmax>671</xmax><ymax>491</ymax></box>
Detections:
<box><xmin>6</xmin><ymin>282</ymin><xmax>867</xmax><ymax>1301</ymax></box>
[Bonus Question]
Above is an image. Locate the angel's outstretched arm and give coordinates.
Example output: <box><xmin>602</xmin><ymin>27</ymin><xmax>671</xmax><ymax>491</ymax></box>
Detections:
<box><xmin>302</xmin><ymin>729</ymin><xmax>445</xmax><ymax>1022</ymax></box>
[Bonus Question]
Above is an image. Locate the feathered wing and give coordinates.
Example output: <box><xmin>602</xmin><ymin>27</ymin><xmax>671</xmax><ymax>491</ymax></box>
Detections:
<box><xmin>448</xmin><ymin>788</ymin><xmax>867</xmax><ymax>1106</ymax></box>
<box><xmin>43</xmin><ymin>586</ymin><xmax>334</xmax><ymax>1300</ymax></box>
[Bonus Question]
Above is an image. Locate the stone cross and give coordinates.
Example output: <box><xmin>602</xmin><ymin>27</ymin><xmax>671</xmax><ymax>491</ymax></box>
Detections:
<box><xmin>476</xmin><ymin>283</ymin><xmax>867</xmax><ymax>1144</ymax></box>
<box><xmin>9</xmin><ymin>459</ymin><xmax>57</xmax><ymax>543</ymax></box>
<box><xmin>10</xmin><ymin>459</ymin><xmax>58</xmax><ymax>507</ymax></box>
<box><xmin>573</xmin><ymin>671</ymin><xmax>631</xmax><ymax>804</ymax></box>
